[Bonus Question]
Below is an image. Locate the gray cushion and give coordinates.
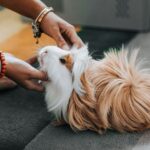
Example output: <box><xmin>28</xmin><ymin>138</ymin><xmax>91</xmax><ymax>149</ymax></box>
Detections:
<box><xmin>24</xmin><ymin>124</ymin><xmax>143</xmax><ymax>150</ymax></box>
<box><xmin>0</xmin><ymin>87</ymin><xmax>51</xmax><ymax>150</ymax></box>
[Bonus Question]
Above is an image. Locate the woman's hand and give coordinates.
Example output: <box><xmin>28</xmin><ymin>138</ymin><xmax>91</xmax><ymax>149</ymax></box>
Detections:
<box><xmin>4</xmin><ymin>53</ymin><xmax>47</xmax><ymax>92</ymax></box>
<box><xmin>40</xmin><ymin>12</ymin><xmax>84</xmax><ymax>49</ymax></box>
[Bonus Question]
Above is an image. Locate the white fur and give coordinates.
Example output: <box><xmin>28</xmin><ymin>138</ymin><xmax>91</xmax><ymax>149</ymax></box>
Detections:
<box><xmin>71</xmin><ymin>45</ymin><xmax>91</xmax><ymax>96</ymax></box>
<box><xmin>38</xmin><ymin>45</ymin><xmax>91</xmax><ymax>121</ymax></box>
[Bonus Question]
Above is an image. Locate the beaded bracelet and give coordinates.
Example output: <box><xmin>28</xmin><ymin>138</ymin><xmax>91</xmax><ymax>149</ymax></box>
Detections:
<box><xmin>0</xmin><ymin>51</ymin><xmax>6</xmax><ymax>78</ymax></box>
<box><xmin>32</xmin><ymin>7</ymin><xmax>54</xmax><ymax>44</ymax></box>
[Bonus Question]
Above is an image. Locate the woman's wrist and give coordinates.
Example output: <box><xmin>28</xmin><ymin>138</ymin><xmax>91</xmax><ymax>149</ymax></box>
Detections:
<box><xmin>32</xmin><ymin>7</ymin><xmax>54</xmax><ymax>43</ymax></box>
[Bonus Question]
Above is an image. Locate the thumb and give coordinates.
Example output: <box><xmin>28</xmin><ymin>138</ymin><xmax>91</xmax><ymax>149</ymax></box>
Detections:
<box><xmin>30</xmin><ymin>69</ymin><xmax>47</xmax><ymax>81</ymax></box>
<box><xmin>51</xmin><ymin>26</ymin><xmax>69</xmax><ymax>50</ymax></box>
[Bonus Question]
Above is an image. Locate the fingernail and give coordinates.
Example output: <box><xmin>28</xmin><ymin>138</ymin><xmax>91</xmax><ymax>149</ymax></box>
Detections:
<box><xmin>62</xmin><ymin>45</ymin><xmax>70</xmax><ymax>50</ymax></box>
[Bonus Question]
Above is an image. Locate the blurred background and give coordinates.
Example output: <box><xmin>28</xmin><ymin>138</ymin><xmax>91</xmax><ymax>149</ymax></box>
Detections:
<box><xmin>0</xmin><ymin>0</ymin><xmax>150</xmax><ymax>60</ymax></box>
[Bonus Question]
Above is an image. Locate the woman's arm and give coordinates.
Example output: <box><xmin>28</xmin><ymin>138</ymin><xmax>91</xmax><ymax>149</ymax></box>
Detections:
<box><xmin>0</xmin><ymin>0</ymin><xmax>84</xmax><ymax>49</ymax></box>
<box><xmin>0</xmin><ymin>0</ymin><xmax>45</xmax><ymax>19</ymax></box>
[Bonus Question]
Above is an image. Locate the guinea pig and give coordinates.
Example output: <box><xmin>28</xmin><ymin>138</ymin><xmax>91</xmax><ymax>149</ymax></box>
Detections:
<box><xmin>38</xmin><ymin>45</ymin><xmax>150</xmax><ymax>133</ymax></box>
<box><xmin>38</xmin><ymin>45</ymin><xmax>91</xmax><ymax>122</ymax></box>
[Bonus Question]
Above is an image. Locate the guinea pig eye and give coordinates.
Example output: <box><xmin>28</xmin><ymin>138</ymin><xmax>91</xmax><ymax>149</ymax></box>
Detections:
<box><xmin>59</xmin><ymin>57</ymin><xmax>66</xmax><ymax>64</ymax></box>
<box><xmin>44</xmin><ymin>50</ymin><xmax>48</xmax><ymax>54</ymax></box>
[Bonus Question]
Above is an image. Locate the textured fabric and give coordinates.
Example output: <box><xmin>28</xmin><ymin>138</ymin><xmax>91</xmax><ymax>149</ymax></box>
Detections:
<box><xmin>24</xmin><ymin>124</ymin><xmax>144</xmax><ymax>150</ymax></box>
<box><xmin>0</xmin><ymin>87</ymin><xmax>52</xmax><ymax>150</ymax></box>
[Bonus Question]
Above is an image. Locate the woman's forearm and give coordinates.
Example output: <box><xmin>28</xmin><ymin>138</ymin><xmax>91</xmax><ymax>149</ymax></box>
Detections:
<box><xmin>0</xmin><ymin>0</ymin><xmax>46</xmax><ymax>19</ymax></box>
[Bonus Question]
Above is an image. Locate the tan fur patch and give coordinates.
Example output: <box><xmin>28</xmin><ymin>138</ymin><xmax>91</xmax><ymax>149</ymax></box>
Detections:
<box><xmin>64</xmin><ymin>54</ymin><xmax>73</xmax><ymax>71</ymax></box>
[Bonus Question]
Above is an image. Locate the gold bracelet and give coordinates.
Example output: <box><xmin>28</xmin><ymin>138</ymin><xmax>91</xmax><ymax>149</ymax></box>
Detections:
<box><xmin>35</xmin><ymin>7</ymin><xmax>54</xmax><ymax>24</ymax></box>
<box><xmin>32</xmin><ymin>7</ymin><xmax>54</xmax><ymax>44</ymax></box>
<box><xmin>35</xmin><ymin>7</ymin><xmax>48</xmax><ymax>23</ymax></box>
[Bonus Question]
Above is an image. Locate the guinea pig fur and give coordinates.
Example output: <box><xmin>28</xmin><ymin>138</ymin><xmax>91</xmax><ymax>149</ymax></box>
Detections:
<box><xmin>38</xmin><ymin>45</ymin><xmax>150</xmax><ymax>133</ymax></box>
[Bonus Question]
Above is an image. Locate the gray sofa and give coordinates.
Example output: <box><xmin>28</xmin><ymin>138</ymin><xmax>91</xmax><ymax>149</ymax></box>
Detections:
<box><xmin>0</xmin><ymin>27</ymin><xmax>138</xmax><ymax>150</ymax></box>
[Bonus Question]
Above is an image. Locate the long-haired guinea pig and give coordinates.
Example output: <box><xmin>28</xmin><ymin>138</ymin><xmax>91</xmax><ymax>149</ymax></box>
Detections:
<box><xmin>38</xmin><ymin>45</ymin><xmax>150</xmax><ymax>133</ymax></box>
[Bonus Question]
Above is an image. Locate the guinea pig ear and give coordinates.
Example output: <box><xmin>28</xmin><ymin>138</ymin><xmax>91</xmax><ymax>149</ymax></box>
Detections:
<box><xmin>60</xmin><ymin>54</ymin><xmax>73</xmax><ymax>71</ymax></box>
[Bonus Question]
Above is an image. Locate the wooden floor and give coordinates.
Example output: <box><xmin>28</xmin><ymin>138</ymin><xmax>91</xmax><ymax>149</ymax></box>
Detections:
<box><xmin>0</xmin><ymin>25</ymin><xmax>56</xmax><ymax>60</ymax></box>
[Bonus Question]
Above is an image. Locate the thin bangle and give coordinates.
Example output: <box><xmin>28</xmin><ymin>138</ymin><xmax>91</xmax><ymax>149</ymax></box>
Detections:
<box><xmin>35</xmin><ymin>7</ymin><xmax>54</xmax><ymax>24</ymax></box>
<box><xmin>32</xmin><ymin>7</ymin><xmax>54</xmax><ymax>44</ymax></box>
<box><xmin>35</xmin><ymin>7</ymin><xmax>48</xmax><ymax>23</ymax></box>
<box><xmin>0</xmin><ymin>51</ymin><xmax>6</xmax><ymax>78</ymax></box>
<box><xmin>38</xmin><ymin>8</ymin><xmax>53</xmax><ymax>23</ymax></box>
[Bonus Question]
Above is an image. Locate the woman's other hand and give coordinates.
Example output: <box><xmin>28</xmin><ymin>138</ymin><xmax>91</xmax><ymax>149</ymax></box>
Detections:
<box><xmin>4</xmin><ymin>53</ymin><xmax>47</xmax><ymax>92</ymax></box>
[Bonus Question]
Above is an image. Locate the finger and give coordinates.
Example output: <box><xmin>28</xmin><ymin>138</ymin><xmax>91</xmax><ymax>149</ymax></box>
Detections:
<box><xmin>25</xmin><ymin>80</ymin><xmax>44</xmax><ymax>92</ymax></box>
<box><xmin>61</xmin><ymin>32</ymin><xmax>72</xmax><ymax>46</ymax></box>
<box><xmin>30</xmin><ymin>69</ymin><xmax>48</xmax><ymax>81</ymax></box>
<box><xmin>0</xmin><ymin>76</ymin><xmax>17</xmax><ymax>90</ymax></box>
<box><xmin>59</xmin><ymin>23</ymin><xmax>84</xmax><ymax>48</ymax></box>
<box><xmin>26</xmin><ymin>55</ymin><xmax>37</xmax><ymax>64</ymax></box>
<box><xmin>51</xmin><ymin>25</ymin><xmax>69</xmax><ymax>50</ymax></box>
<box><xmin>67</xmin><ymin>30</ymin><xmax>84</xmax><ymax>48</ymax></box>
